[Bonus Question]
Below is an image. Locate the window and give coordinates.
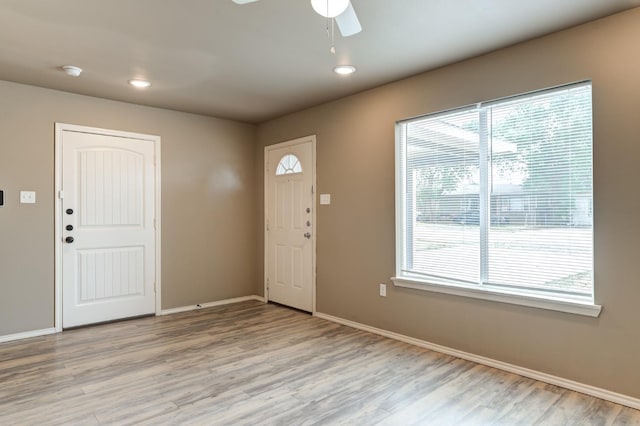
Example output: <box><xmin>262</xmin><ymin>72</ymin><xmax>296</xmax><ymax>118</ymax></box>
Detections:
<box><xmin>276</xmin><ymin>154</ymin><xmax>302</xmax><ymax>175</ymax></box>
<box><xmin>394</xmin><ymin>82</ymin><xmax>599</xmax><ymax>316</ymax></box>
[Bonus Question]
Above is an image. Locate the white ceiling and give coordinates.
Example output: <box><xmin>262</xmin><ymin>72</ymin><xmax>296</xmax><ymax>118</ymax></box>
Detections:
<box><xmin>0</xmin><ymin>0</ymin><xmax>638</xmax><ymax>123</ymax></box>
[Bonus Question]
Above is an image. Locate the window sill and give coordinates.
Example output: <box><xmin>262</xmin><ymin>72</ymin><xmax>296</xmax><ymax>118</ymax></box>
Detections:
<box><xmin>391</xmin><ymin>277</ymin><xmax>602</xmax><ymax>317</ymax></box>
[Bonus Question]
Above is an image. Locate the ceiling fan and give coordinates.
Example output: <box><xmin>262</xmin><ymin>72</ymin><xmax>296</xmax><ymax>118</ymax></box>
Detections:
<box><xmin>231</xmin><ymin>0</ymin><xmax>362</xmax><ymax>37</ymax></box>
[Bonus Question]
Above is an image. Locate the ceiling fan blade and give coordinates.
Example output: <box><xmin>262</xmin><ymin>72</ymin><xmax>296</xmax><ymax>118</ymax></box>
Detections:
<box><xmin>335</xmin><ymin>2</ymin><xmax>362</xmax><ymax>37</ymax></box>
<box><xmin>232</xmin><ymin>0</ymin><xmax>259</xmax><ymax>4</ymax></box>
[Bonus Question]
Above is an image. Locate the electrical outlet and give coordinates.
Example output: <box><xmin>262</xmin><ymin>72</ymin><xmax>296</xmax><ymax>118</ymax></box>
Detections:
<box><xmin>20</xmin><ymin>191</ymin><xmax>36</xmax><ymax>204</ymax></box>
<box><xmin>379</xmin><ymin>283</ymin><xmax>387</xmax><ymax>297</ymax></box>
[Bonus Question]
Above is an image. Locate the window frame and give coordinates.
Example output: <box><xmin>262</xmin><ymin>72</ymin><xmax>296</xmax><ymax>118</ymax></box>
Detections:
<box><xmin>275</xmin><ymin>153</ymin><xmax>303</xmax><ymax>176</ymax></box>
<box><xmin>392</xmin><ymin>82</ymin><xmax>601</xmax><ymax>317</ymax></box>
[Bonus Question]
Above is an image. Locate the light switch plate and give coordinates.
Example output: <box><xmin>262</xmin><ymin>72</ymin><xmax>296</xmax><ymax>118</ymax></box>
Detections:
<box><xmin>320</xmin><ymin>194</ymin><xmax>331</xmax><ymax>205</ymax></box>
<box><xmin>20</xmin><ymin>191</ymin><xmax>36</xmax><ymax>204</ymax></box>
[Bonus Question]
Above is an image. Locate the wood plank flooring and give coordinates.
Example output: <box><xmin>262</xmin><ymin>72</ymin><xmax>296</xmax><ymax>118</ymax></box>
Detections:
<box><xmin>1</xmin><ymin>300</ymin><xmax>639</xmax><ymax>425</ymax></box>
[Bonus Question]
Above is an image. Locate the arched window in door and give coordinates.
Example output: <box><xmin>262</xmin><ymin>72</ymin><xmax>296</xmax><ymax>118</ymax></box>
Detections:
<box><xmin>275</xmin><ymin>154</ymin><xmax>302</xmax><ymax>175</ymax></box>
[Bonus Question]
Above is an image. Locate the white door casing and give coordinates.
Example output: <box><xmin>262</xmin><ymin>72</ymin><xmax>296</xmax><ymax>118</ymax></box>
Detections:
<box><xmin>55</xmin><ymin>124</ymin><xmax>161</xmax><ymax>329</ymax></box>
<box><xmin>265</xmin><ymin>136</ymin><xmax>316</xmax><ymax>312</ymax></box>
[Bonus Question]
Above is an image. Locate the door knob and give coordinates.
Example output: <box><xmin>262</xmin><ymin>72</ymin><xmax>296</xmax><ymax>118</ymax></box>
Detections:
<box><xmin>66</xmin><ymin>208</ymin><xmax>74</xmax><ymax>215</ymax></box>
<box><xmin>66</xmin><ymin>225</ymin><xmax>74</xmax><ymax>231</ymax></box>
<box><xmin>65</xmin><ymin>236</ymin><xmax>74</xmax><ymax>244</ymax></box>
<box><xmin>304</xmin><ymin>232</ymin><xmax>311</xmax><ymax>239</ymax></box>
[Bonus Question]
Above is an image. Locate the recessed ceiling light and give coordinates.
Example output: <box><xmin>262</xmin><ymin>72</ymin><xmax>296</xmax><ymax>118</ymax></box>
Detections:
<box><xmin>129</xmin><ymin>79</ymin><xmax>151</xmax><ymax>88</ymax></box>
<box><xmin>333</xmin><ymin>65</ymin><xmax>356</xmax><ymax>75</ymax></box>
<box><xmin>61</xmin><ymin>65</ymin><xmax>82</xmax><ymax>77</ymax></box>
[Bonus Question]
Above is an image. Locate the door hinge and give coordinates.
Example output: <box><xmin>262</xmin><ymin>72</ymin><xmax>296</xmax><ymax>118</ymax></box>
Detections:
<box><xmin>58</xmin><ymin>190</ymin><xmax>64</xmax><ymax>199</ymax></box>
<box><xmin>153</xmin><ymin>218</ymin><xmax>157</xmax><ymax>229</ymax></box>
<box><xmin>311</xmin><ymin>185</ymin><xmax>315</xmax><ymax>194</ymax></box>
<box><xmin>266</xmin><ymin>277</ymin><xmax>270</xmax><ymax>290</ymax></box>
<box><xmin>266</xmin><ymin>221</ymin><xmax>270</xmax><ymax>231</ymax></box>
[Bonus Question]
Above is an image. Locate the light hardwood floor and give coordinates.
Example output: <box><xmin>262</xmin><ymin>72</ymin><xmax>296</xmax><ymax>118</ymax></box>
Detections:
<box><xmin>1</xmin><ymin>301</ymin><xmax>639</xmax><ymax>425</ymax></box>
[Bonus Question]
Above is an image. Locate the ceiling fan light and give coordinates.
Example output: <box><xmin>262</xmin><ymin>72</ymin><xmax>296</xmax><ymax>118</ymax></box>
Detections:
<box><xmin>311</xmin><ymin>0</ymin><xmax>349</xmax><ymax>18</ymax></box>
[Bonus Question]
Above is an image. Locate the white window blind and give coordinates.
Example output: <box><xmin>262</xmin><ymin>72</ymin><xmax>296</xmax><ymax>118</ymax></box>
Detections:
<box><xmin>396</xmin><ymin>82</ymin><xmax>593</xmax><ymax>303</ymax></box>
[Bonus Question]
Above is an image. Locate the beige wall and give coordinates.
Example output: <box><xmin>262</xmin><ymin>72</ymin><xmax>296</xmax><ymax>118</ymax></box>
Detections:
<box><xmin>257</xmin><ymin>9</ymin><xmax>640</xmax><ymax>398</ymax></box>
<box><xmin>0</xmin><ymin>81</ymin><xmax>258</xmax><ymax>335</ymax></box>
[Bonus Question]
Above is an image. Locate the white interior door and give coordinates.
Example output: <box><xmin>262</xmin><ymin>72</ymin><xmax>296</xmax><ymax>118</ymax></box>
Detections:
<box><xmin>60</xmin><ymin>128</ymin><xmax>158</xmax><ymax>328</ymax></box>
<box><xmin>266</xmin><ymin>138</ymin><xmax>315</xmax><ymax>312</ymax></box>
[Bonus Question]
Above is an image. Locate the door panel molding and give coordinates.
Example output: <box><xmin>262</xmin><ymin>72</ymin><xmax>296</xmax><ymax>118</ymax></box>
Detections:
<box><xmin>264</xmin><ymin>135</ymin><xmax>316</xmax><ymax>313</ymax></box>
<box><xmin>54</xmin><ymin>123</ymin><xmax>161</xmax><ymax>331</ymax></box>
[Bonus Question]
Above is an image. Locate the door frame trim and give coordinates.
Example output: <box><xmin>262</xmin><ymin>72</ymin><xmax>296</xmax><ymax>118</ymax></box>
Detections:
<box><xmin>264</xmin><ymin>135</ymin><xmax>317</xmax><ymax>313</ymax></box>
<box><xmin>54</xmin><ymin>123</ymin><xmax>162</xmax><ymax>332</ymax></box>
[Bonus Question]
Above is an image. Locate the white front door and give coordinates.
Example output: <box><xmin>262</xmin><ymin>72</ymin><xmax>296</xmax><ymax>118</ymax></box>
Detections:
<box><xmin>266</xmin><ymin>137</ymin><xmax>315</xmax><ymax>312</ymax></box>
<box><xmin>60</xmin><ymin>127</ymin><xmax>158</xmax><ymax>328</ymax></box>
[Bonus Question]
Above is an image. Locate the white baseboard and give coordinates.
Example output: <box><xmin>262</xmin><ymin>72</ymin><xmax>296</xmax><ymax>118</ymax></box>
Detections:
<box><xmin>314</xmin><ymin>311</ymin><xmax>640</xmax><ymax>411</ymax></box>
<box><xmin>0</xmin><ymin>327</ymin><xmax>58</xmax><ymax>344</ymax></box>
<box><xmin>159</xmin><ymin>295</ymin><xmax>265</xmax><ymax>316</ymax></box>
<box><xmin>0</xmin><ymin>297</ymin><xmax>267</xmax><ymax>342</ymax></box>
